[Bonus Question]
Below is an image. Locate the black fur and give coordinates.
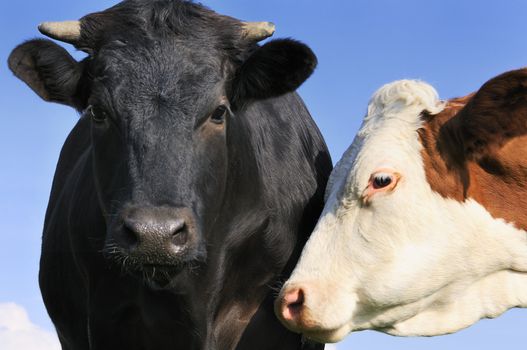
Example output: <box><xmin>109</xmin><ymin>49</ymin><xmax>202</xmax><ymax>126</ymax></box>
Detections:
<box><xmin>231</xmin><ymin>39</ymin><xmax>318</xmax><ymax>106</ymax></box>
<box><xmin>8</xmin><ymin>1</ymin><xmax>331</xmax><ymax>349</ymax></box>
<box><xmin>8</xmin><ymin>39</ymin><xmax>83</xmax><ymax>106</ymax></box>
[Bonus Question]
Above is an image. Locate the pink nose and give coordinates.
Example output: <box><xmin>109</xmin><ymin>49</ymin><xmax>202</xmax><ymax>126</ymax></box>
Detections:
<box><xmin>279</xmin><ymin>287</ymin><xmax>305</xmax><ymax>322</ymax></box>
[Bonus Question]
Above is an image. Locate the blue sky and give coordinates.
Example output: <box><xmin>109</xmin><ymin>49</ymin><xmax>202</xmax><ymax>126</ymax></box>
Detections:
<box><xmin>1</xmin><ymin>0</ymin><xmax>526</xmax><ymax>349</ymax></box>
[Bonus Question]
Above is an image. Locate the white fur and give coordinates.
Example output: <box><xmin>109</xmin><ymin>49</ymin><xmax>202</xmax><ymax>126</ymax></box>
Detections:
<box><xmin>283</xmin><ymin>80</ymin><xmax>527</xmax><ymax>342</ymax></box>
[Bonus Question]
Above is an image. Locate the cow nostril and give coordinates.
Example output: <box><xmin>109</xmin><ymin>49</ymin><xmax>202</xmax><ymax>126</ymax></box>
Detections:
<box><xmin>282</xmin><ymin>288</ymin><xmax>305</xmax><ymax>321</ymax></box>
<box><xmin>171</xmin><ymin>222</ymin><xmax>188</xmax><ymax>246</ymax></box>
<box><xmin>122</xmin><ymin>223</ymin><xmax>139</xmax><ymax>249</ymax></box>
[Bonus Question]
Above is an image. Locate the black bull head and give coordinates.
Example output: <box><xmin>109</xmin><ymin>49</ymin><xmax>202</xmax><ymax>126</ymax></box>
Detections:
<box><xmin>8</xmin><ymin>1</ymin><xmax>331</xmax><ymax>349</ymax></box>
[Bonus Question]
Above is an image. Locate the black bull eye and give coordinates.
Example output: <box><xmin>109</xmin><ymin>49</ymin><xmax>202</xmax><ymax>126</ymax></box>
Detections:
<box><xmin>210</xmin><ymin>105</ymin><xmax>227</xmax><ymax>124</ymax></box>
<box><xmin>88</xmin><ymin>105</ymin><xmax>108</xmax><ymax>123</ymax></box>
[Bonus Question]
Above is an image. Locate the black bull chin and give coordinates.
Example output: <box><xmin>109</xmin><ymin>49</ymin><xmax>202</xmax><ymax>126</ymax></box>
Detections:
<box><xmin>103</xmin><ymin>245</ymin><xmax>201</xmax><ymax>289</ymax></box>
<box><xmin>133</xmin><ymin>264</ymin><xmax>194</xmax><ymax>290</ymax></box>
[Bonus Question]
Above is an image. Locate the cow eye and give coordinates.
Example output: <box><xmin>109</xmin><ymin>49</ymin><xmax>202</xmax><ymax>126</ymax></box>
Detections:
<box><xmin>210</xmin><ymin>105</ymin><xmax>227</xmax><ymax>124</ymax></box>
<box><xmin>88</xmin><ymin>105</ymin><xmax>108</xmax><ymax>123</ymax></box>
<box><xmin>372</xmin><ymin>173</ymin><xmax>393</xmax><ymax>189</ymax></box>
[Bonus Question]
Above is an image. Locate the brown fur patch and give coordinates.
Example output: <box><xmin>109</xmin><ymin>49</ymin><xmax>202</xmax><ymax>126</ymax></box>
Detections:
<box><xmin>419</xmin><ymin>68</ymin><xmax>527</xmax><ymax>230</ymax></box>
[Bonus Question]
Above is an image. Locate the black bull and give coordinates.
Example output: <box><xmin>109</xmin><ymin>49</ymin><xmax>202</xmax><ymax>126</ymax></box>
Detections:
<box><xmin>8</xmin><ymin>1</ymin><xmax>332</xmax><ymax>349</ymax></box>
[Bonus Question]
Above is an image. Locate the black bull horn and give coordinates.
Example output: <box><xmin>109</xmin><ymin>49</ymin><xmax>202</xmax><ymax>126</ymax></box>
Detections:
<box><xmin>38</xmin><ymin>21</ymin><xmax>81</xmax><ymax>44</ymax></box>
<box><xmin>242</xmin><ymin>21</ymin><xmax>275</xmax><ymax>41</ymax></box>
<box><xmin>37</xmin><ymin>20</ymin><xmax>275</xmax><ymax>44</ymax></box>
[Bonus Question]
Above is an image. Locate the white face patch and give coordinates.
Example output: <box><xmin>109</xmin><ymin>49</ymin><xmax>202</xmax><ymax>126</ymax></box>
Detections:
<box><xmin>279</xmin><ymin>80</ymin><xmax>527</xmax><ymax>342</ymax></box>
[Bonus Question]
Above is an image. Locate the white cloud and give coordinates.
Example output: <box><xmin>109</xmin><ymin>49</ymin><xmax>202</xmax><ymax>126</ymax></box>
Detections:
<box><xmin>0</xmin><ymin>303</ymin><xmax>60</xmax><ymax>350</ymax></box>
<box><xmin>325</xmin><ymin>344</ymin><xmax>339</xmax><ymax>350</ymax></box>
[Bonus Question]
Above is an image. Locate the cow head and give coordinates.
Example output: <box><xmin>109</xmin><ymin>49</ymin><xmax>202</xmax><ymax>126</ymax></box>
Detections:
<box><xmin>275</xmin><ymin>73</ymin><xmax>527</xmax><ymax>341</ymax></box>
<box><xmin>9</xmin><ymin>0</ymin><xmax>317</xmax><ymax>289</ymax></box>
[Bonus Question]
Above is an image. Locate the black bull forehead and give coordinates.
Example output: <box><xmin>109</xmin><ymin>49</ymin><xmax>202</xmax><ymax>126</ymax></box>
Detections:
<box><xmin>93</xmin><ymin>44</ymin><xmax>226</xmax><ymax>115</ymax></box>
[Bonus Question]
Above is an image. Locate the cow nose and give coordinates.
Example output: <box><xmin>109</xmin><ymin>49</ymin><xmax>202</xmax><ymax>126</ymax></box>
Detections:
<box><xmin>117</xmin><ymin>207</ymin><xmax>197</xmax><ymax>258</ymax></box>
<box><xmin>123</xmin><ymin>216</ymin><xmax>187</xmax><ymax>248</ymax></box>
<box><xmin>278</xmin><ymin>286</ymin><xmax>306</xmax><ymax>323</ymax></box>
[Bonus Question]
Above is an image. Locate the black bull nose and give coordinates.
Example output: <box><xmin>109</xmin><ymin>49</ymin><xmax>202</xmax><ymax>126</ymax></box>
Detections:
<box><xmin>113</xmin><ymin>206</ymin><xmax>200</xmax><ymax>263</ymax></box>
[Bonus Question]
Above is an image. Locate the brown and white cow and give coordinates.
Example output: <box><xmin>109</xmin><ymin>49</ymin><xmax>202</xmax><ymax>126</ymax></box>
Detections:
<box><xmin>275</xmin><ymin>69</ymin><xmax>527</xmax><ymax>342</ymax></box>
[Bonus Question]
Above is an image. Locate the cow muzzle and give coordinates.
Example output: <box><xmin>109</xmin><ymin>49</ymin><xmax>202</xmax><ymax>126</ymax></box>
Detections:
<box><xmin>275</xmin><ymin>282</ymin><xmax>352</xmax><ymax>343</ymax></box>
<box><xmin>106</xmin><ymin>206</ymin><xmax>204</xmax><ymax>283</ymax></box>
<box><xmin>275</xmin><ymin>283</ymin><xmax>313</xmax><ymax>331</ymax></box>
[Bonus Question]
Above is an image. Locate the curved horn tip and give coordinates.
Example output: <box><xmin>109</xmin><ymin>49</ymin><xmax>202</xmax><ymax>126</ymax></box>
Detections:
<box><xmin>258</xmin><ymin>21</ymin><xmax>276</xmax><ymax>34</ymax></box>
<box><xmin>38</xmin><ymin>20</ymin><xmax>81</xmax><ymax>43</ymax></box>
<box><xmin>242</xmin><ymin>21</ymin><xmax>276</xmax><ymax>41</ymax></box>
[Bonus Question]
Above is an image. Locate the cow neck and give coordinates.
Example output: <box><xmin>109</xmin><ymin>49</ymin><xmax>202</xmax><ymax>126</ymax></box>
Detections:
<box><xmin>419</xmin><ymin>95</ymin><xmax>527</xmax><ymax>230</ymax></box>
<box><xmin>197</xmin><ymin>106</ymin><xmax>310</xmax><ymax>349</ymax></box>
<box><xmin>202</xmin><ymin>212</ymin><xmax>271</xmax><ymax>349</ymax></box>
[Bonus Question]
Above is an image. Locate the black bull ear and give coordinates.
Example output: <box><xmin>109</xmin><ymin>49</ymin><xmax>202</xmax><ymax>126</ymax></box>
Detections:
<box><xmin>230</xmin><ymin>39</ymin><xmax>317</xmax><ymax>105</ymax></box>
<box><xmin>8</xmin><ymin>39</ymin><xmax>83</xmax><ymax>109</ymax></box>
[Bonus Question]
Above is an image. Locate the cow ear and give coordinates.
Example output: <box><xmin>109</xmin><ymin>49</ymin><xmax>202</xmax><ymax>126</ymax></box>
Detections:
<box><xmin>448</xmin><ymin>68</ymin><xmax>527</xmax><ymax>161</ymax></box>
<box><xmin>8</xmin><ymin>39</ymin><xmax>83</xmax><ymax>108</ymax></box>
<box><xmin>231</xmin><ymin>39</ymin><xmax>317</xmax><ymax>105</ymax></box>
